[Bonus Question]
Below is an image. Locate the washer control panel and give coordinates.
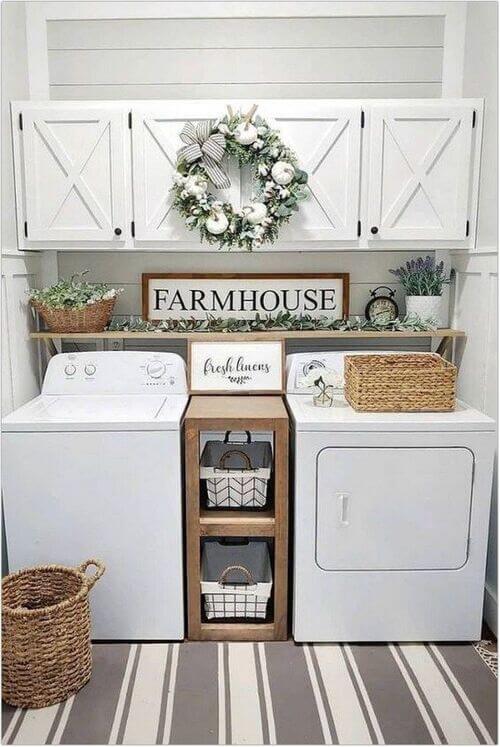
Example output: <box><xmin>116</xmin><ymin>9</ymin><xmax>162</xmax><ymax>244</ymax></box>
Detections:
<box><xmin>42</xmin><ymin>351</ymin><xmax>187</xmax><ymax>395</ymax></box>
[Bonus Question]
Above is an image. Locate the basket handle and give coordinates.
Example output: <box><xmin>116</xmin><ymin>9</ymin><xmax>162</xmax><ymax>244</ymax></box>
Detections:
<box><xmin>78</xmin><ymin>559</ymin><xmax>105</xmax><ymax>590</ymax></box>
<box><xmin>218</xmin><ymin>565</ymin><xmax>256</xmax><ymax>587</ymax></box>
<box><xmin>223</xmin><ymin>430</ymin><xmax>252</xmax><ymax>444</ymax></box>
<box><xmin>216</xmin><ymin>449</ymin><xmax>254</xmax><ymax>471</ymax></box>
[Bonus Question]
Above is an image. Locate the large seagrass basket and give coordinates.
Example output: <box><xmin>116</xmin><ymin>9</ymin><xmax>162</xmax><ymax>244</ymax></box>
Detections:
<box><xmin>31</xmin><ymin>298</ymin><xmax>116</xmax><ymax>333</ymax></box>
<box><xmin>344</xmin><ymin>353</ymin><xmax>457</xmax><ymax>412</ymax></box>
<box><xmin>2</xmin><ymin>559</ymin><xmax>105</xmax><ymax>709</ymax></box>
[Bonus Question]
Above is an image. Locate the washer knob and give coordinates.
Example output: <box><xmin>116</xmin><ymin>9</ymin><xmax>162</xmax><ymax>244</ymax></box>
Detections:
<box><xmin>146</xmin><ymin>361</ymin><xmax>166</xmax><ymax>379</ymax></box>
<box><xmin>64</xmin><ymin>364</ymin><xmax>76</xmax><ymax>376</ymax></box>
<box><xmin>85</xmin><ymin>364</ymin><xmax>96</xmax><ymax>376</ymax></box>
<box><xmin>370</xmin><ymin>226</ymin><xmax>379</xmax><ymax>235</ymax></box>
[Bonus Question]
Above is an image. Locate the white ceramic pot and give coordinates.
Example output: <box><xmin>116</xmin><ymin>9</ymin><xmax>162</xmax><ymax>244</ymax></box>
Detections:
<box><xmin>405</xmin><ymin>295</ymin><xmax>442</xmax><ymax>323</ymax></box>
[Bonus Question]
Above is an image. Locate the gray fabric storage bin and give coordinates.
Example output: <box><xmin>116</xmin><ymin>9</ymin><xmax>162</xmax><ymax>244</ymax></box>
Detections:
<box><xmin>200</xmin><ymin>431</ymin><xmax>272</xmax><ymax>509</ymax></box>
<box><xmin>201</xmin><ymin>539</ymin><xmax>273</xmax><ymax>620</ymax></box>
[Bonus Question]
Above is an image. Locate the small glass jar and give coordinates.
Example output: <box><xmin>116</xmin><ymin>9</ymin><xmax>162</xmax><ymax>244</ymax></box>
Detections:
<box><xmin>313</xmin><ymin>384</ymin><xmax>334</xmax><ymax>407</ymax></box>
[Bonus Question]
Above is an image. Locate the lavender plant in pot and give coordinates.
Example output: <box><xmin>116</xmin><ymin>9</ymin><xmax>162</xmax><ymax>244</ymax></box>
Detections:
<box><xmin>389</xmin><ymin>256</ymin><xmax>450</xmax><ymax>325</ymax></box>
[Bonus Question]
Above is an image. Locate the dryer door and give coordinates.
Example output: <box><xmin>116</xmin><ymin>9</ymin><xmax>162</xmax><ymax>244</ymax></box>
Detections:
<box><xmin>316</xmin><ymin>447</ymin><xmax>473</xmax><ymax>571</ymax></box>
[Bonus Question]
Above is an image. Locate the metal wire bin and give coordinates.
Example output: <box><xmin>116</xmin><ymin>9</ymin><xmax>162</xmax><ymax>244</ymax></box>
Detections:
<box><xmin>201</xmin><ymin>539</ymin><xmax>273</xmax><ymax>620</ymax></box>
<box><xmin>200</xmin><ymin>431</ymin><xmax>272</xmax><ymax>509</ymax></box>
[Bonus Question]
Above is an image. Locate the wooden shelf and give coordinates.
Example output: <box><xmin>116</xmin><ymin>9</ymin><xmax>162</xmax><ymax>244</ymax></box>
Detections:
<box><xmin>185</xmin><ymin>396</ymin><xmax>289</xmax><ymax>642</ymax></box>
<box><xmin>31</xmin><ymin>328</ymin><xmax>465</xmax><ymax>341</ymax></box>
<box><xmin>200</xmin><ymin>509</ymin><xmax>275</xmax><ymax>537</ymax></box>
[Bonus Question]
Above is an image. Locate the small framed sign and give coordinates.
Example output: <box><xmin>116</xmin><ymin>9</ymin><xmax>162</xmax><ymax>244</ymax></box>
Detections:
<box><xmin>188</xmin><ymin>341</ymin><xmax>285</xmax><ymax>394</ymax></box>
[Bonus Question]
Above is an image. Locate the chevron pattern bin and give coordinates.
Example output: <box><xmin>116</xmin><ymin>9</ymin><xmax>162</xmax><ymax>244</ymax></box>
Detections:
<box><xmin>200</xmin><ymin>432</ymin><xmax>272</xmax><ymax>509</ymax></box>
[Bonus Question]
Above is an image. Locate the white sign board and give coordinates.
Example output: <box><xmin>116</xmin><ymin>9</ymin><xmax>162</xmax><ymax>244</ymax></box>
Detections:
<box><xmin>143</xmin><ymin>274</ymin><xmax>349</xmax><ymax>321</ymax></box>
<box><xmin>189</xmin><ymin>341</ymin><xmax>284</xmax><ymax>394</ymax></box>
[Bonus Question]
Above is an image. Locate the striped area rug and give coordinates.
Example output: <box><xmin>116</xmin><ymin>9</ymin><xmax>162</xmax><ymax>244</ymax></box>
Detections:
<box><xmin>2</xmin><ymin>641</ymin><xmax>497</xmax><ymax>745</ymax></box>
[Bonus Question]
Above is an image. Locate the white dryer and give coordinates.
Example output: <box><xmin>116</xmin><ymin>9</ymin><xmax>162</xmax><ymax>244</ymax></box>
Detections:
<box><xmin>286</xmin><ymin>351</ymin><xmax>495</xmax><ymax>642</ymax></box>
<box><xmin>2</xmin><ymin>351</ymin><xmax>188</xmax><ymax>640</ymax></box>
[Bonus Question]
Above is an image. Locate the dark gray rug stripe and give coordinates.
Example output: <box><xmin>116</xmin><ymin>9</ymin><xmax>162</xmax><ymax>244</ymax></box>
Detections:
<box><xmin>59</xmin><ymin>643</ymin><xmax>131</xmax><ymax>745</ymax></box>
<box><xmin>4</xmin><ymin>709</ymin><xmax>26</xmax><ymax>744</ymax></box>
<box><xmin>350</xmin><ymin>643</ymin><xmax>435</xmax><ymax>744</ymax></box>
<box><xmin>46</xmin><ymin>701</ymin><xmax>68</xmax><ymax>744</ymax></box>
<box><xmin>309</xmin><ymin>646</ymin><xmax>338</xmax><ymax>743</ymax></box>
<box><xmin>223</xmin><ymin>643</ymin><xmax>231</xmax><ymax>745</ymax></box>
<box><xmin>437</xmin><ymin>643</ymin><xmax>497</xmax><ymax>743</ymax></box>
<box><xmin>393</xmin><ymin>644</ymin><xmax>446</xmax><ymax>744</ymax></box>
<box><xmin>264</xmin><ymin>642</ymin><xmax>324</xmax><ymax>745</ymax></box>
<box><xmin>340</xmin><ymin>645</ymin><xmax>379</xmax><ymax>744</ymax></box>
<box><xmin>253</xmin><ymin>644</ymin><xmax>270</xmax><ymax>745</ymax></box>
<box><xmin>1</xmin><ymin>704</ymin><xmax>18</xmax><ymax>737</ymax></box>
<box><xmin>156</xmin><ymin>644</ymin><xmax>174</xmax><ymax>745</ymax></box>
<box><xmin>169</xmin><ymin>643</ymin><xmax>219</xmax><ymax>745</ymax></box>
<box><xmin>116</xmin><ymin>644</ymin><xmax>141</xmax><ymax>745</ymax></box>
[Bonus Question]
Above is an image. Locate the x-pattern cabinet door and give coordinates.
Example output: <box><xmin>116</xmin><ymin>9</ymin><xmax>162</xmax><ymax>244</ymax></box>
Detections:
<box><xmin>367</xmin><ymin>103</ymin><xmax>475</xmax><ymax>241</ymax></box>
<box><xmin>260</xmin><ymin>102</ymin><xmax>362</xmax><ymax>242</ymax></box>
<box><xmin>21</xmin><ymin>108</ymin><xmax>127</xmax><ymax>242</ymax></box>
<box><xmin>132</xmin><ymin>105</ymin><xmax>242</xmax><ymax>241</ymax></box>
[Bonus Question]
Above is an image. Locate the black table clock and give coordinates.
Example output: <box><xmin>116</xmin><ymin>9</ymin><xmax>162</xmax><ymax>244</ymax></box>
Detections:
<box><xmin>365</xmin><ymin>286</ymin><xmax>399</xmax><ymax>322</ymax></box>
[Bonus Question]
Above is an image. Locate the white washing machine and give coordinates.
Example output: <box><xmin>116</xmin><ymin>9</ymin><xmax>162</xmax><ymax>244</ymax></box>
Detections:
<box><xmin>286</xmin><ymin>351</ymin><xmax>496</xmax><ymax>642</ymax></box>
<box><xmin>2</xmin><ymin>351</ymin><xmax>188</xmax><ymax>641</ymax></box>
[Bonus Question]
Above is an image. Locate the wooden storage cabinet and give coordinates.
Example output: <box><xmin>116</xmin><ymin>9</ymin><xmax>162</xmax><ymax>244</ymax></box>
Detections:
<box><xmin>12</xmin><ymin>99</ymin><xmax>483</xmax><ymax>250</ymax></box>
<box><xmin>185</xmin><ymin>396</ymin><xmax>288</xmax><ymax>641</ymax></box>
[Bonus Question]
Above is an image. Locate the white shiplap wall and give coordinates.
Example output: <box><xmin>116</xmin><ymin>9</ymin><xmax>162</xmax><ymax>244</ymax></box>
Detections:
<box><xmin>47</xmin><ymin>15</ymin><xmax>443</xmax><ymax>100</ymax></box>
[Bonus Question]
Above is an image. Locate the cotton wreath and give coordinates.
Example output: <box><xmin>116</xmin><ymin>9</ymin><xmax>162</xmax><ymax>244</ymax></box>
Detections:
<box><xmin>171</xmin><ymin>105</ymin><xmax>309</xmax><ymax>251</ymax></box>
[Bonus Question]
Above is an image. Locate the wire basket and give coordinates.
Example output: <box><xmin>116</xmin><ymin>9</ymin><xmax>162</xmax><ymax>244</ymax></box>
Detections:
<box><xmin>2</xmin><ymin>559</ymin><xmax>105</xmax><ymax>709</ymax></box>
<box><xmin>344</xmin><ymin>353</ymin><xmax>457</xmax><ymax>412</ymax></box>
<box><xmin>201</xmin><ymin>539</ymin><xmax>272</xmax><ymax>620</ymax></box>
<box><xmin>31</xmin><ymin>298</ymin><xmax>116</xmax><ymax>333</ymax></box>
<box><xmin>200</xmin><ymin>431</ymin><xmax>272</xmax><ymax>509</ymax></box>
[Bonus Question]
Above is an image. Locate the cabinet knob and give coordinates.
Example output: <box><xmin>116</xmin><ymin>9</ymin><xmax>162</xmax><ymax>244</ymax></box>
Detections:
<box><xmin>370</xmin><ymin>226</ymin><xmax>379</xmax><ymax>235</ymax></box>
<box><xmin>114</xmin><ymin>227</ymin><xmax>122</xmax><ymax>236</ymax></box>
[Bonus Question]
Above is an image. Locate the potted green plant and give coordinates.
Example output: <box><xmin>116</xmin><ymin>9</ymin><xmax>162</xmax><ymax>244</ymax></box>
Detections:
<box><xmin>28</xmin><ymin>271</ymin><xmax>123</xmax><ymax>333</ymax></box>
<box><xmin>389</xmin><ymin>256</ymin><xmax>450</xmax><ymax>324</ymax></box>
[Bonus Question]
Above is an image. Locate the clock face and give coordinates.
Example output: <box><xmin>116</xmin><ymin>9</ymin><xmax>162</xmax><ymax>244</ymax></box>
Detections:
<box><xmin>367</xmin><ymin>297</ymin><xmax>398</xmax><ymax>322</ymax></box>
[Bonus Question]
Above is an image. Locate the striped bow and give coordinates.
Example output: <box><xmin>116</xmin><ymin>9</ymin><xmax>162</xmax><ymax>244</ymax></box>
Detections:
<box><xmin>178</xmin><ymin>121</ymin><xmax>230</xmax><ymax>190</ymax></box>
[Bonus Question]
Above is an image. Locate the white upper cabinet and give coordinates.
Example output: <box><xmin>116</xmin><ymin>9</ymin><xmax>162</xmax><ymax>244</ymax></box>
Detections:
<box><xmin>16</xmin><ymin>106</ymin><xmax>127</xmax><ymax>242</ymax></box>
<box><xmin>366</xmin><ymin>103</ymin><xmax>476</xmax><ymax>241</ymax></box>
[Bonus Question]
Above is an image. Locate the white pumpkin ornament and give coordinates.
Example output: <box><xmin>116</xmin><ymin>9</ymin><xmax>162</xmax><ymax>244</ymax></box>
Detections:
<box><xmin>185</xmin><ymin>175</ymin><xmax>208</xmax><ymax>198</ymax></box>
<box><xmin>243</xmin><ymin>202</ymin><xmax>267</xmax><ymax>225</ymax></box>
<box><xmin>271</xmin><ymin>161</ymin><xmax>295</xmax><ymax>185</ymax></box>
<box><xmin>205</xmin><ymin>210</ymin><xmax>229</xmax><ymax>235</ymax></box>
<box><xmin>234</xmin><ymin>122</ymin><xmax>258</xmax><ymax>145</ymax></box>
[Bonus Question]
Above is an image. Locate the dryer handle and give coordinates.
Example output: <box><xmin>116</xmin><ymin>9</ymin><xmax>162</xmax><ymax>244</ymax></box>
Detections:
<box><xmin>336</xmin><ymin>493</ymin><xmax>350</xmax><ymax>527</ymax></box>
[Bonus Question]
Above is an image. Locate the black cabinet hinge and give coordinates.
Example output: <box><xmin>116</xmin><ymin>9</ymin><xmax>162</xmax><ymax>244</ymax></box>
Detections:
<box><xmin>472</xmin><ymin>110</ymin><xmax>476</xmax><ymax>128</ymax></box>
<box><xmin>128</xmin><ymin>111</ymin><xmax>132</xmax><ymax>129</ymax></box>
<box><xmin>19</xmin><ymin>112</ymin><xmax>23</xmax><ymax>130</ymax></box>
<box><xmin>131</xmin><ymin>220</ymin><xmax>135</xmax><ymax>238</ymax></box>
<box><xmin>466</xmin><ymin>220</ymin><xmax>470</xmax><ymax>237</ymax></box>
<box><xmin>24</xmin><ymin>221</ymin><xmax>28</xmax><ymax>238</ymax></box>
<box><xmin>361</xmin><ymin>110</ymin><xmax>365</xmax><ymax>128</ymax></box>
<box><xmin>357</xmin><ymin>220</ymin><xmax>361</xmax><ymax>237</ymax></box>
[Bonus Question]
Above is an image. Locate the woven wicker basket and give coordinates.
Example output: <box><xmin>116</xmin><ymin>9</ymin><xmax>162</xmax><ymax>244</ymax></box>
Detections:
<box><xmin>344</xmin><ymin>353</ymin><xmax>457</xmax><ymax>412</ymax></box>
<box><xmin>31</xmin><ymin>298</ymin><xmax>116</xmax><ymax>333</ymax></box>
<box><xmin>2</xmin><ymin>559</ymin><xmax>105</xmax><ymax>709</ymax></box>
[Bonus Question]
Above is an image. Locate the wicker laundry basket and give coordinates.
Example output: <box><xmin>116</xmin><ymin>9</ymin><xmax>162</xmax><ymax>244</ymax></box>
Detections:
<box><xmin>200</xmin><ymin>431</ymin><xmax>272</xmax><ymax>509</ymax></box>
<box><xmin>31</xmin><ymin>298</ymin><xmax>116</xmax><ymax>333</ymax></box>
<box><xmin>201</xmin><ymin>539</ymin><xmax>272</xmax><ymax>620</ymax></box>
<box><xmin>344</xmin><ymin>353</ymin><xmax>457</xmax><ymax>412</ymax></box>
<box><xmin>2</xmin><ymin>559</ymin><xmax>105</xmax><ymax>709</ymax></box>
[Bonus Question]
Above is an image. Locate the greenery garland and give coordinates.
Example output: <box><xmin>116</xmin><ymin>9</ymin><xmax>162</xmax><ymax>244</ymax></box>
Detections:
<box><xmin>172</xmin><ymin>109</ymin><xmax>309</xmax><ymax>251</ymax></box>
<box><xmin>108</xmin><ymin>312</ymin><xmax>438</xmax><ymax>334</ymax></box>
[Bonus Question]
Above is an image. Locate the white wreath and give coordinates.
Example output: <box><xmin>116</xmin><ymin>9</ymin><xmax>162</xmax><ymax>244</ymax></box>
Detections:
<box><xmin>172</xmin><ymin>105</ymin><xmax>309</xmax><ymax>251</ymax></box>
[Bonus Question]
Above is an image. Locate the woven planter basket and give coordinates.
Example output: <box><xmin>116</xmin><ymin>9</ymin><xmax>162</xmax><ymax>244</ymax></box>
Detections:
<box><xmin>31</xmin><ymin>298</ymin><xmax>116</xmax><ymax>333</ymax></box>
<box><xmin>344</xmin><ymin>353</ymin><xmax>457</xmax><ymax>412</ymax></box>
<box><xmin>2</xmin><ymin>559</ymin><xmax>105</xmax><ymax>709</ymax></box>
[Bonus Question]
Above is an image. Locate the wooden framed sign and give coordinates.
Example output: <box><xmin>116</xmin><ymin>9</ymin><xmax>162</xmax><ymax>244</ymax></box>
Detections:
<box><xmin>188</xmin><ymin>340</ymin><xmax>285</xmax><ymax>394</ymax></box>
<box><xmin>142</xmin><ymin>273</ymin><xmax>349</xmax><ymax>321</ymax></box>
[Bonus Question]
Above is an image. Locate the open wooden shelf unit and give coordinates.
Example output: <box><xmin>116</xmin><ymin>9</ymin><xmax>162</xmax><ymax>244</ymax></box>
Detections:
<box><xmin>185</xmin><ymin>395</ymin><xmax>289</xmax><ymax>642</ymax></box>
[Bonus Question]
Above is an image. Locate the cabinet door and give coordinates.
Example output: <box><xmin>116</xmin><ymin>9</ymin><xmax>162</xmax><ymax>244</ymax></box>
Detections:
<box><xmin>316</xmin><ymin>447</ymin><xmax>473</xmax><ymax>571</ymax></box>
<box><xmin>367</xmin><ymin>104</ymin><xmax>475</xmax><ymax>241</ymax></box>
<box><xmin>21</xmin><ymin>108</ymin><xmax>126</xmax><ymax>242</ymax></box>
<box><xmin>132</xmin><ymin>102</ymin><xmax>362</xmax><ymax>242</ymax></box>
